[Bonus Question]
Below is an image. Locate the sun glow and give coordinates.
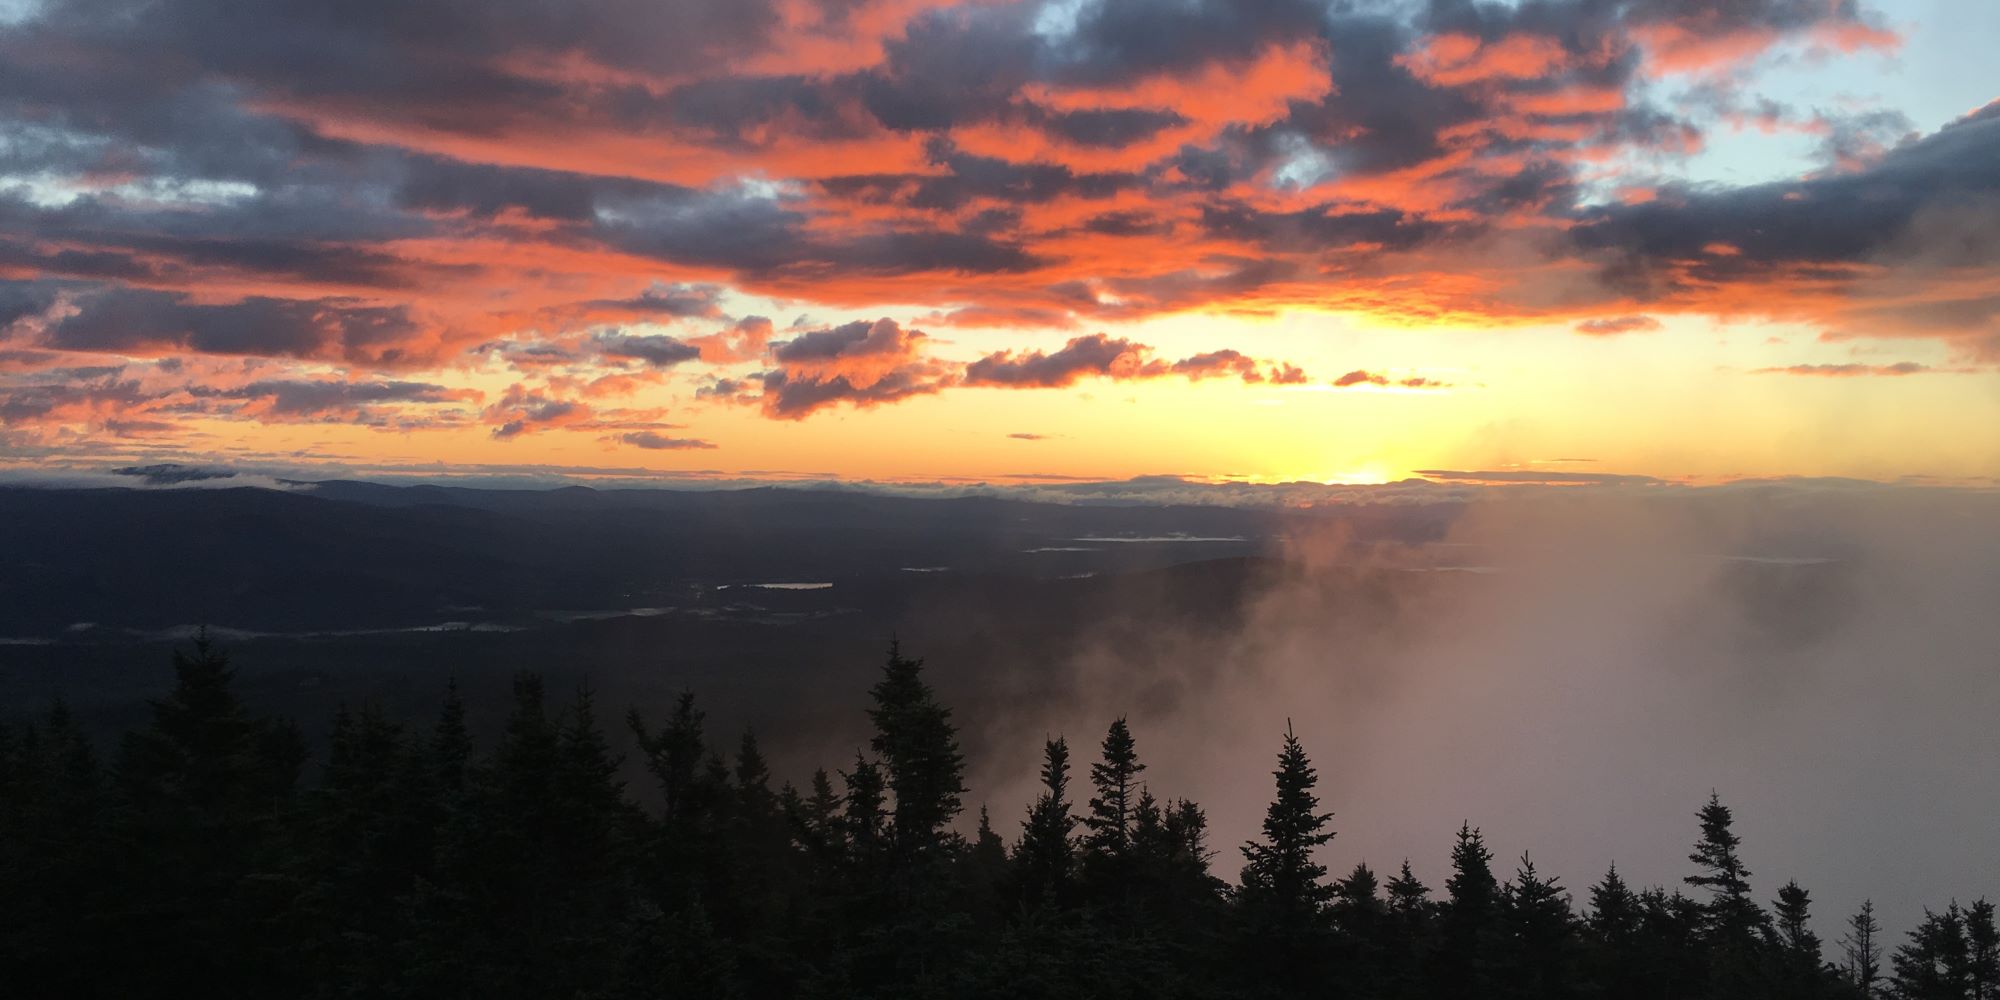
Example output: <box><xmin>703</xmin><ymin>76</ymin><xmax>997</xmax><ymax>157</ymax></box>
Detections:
<box><xmin>1315</xmin><ymin>467</ymin><xmax>1396</xmax><ymax>486</ymax></box>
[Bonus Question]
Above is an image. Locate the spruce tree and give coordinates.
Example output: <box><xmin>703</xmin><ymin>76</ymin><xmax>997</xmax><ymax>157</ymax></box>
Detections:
<box><xmin>1840</xmin><ymin>899</ymin><xmax>1884</xmax><ymax>999</ymax></box>
<box><xmin>1500</xmin><ymin>853</ymin><xmax>1578</xmax><ymax>1000</ymax></box>
<box><xmin>1237</xmin><ymin>724</ymin><xmax>1336</xmax><ymax>990</ymax></box>
<box><xmin>1446</xmin><ymin>822</ymin><xmax>1499</xmax><ymax>916</ymax></box>
<box><xmin>1968</xmin><ymin>899</ymin><xmax>1999</xmax><ymax>1000</ymax></box>
<box><xmin>1685</xmin><ymin>791</ymin><xmax>1762</xmax><ymax>941</ymax></box>
<box><xmin>431</xmin><ymin>677</ymin><xmax>472</xmax><ymax>795</ymax></box>
<box><xmin>1769</xmin><ymin>880</ymin><xmax>1831</xmax><ymax>999</ymax></box>
<box><xmin>630</xmin><ymin>691</ymin><xmax>709</xmax><ymax>828</ymax></box>
<box><xmin>112</xmin><ymin>636</ymin><xmax>304</xmax><ymax>996</ymax></box>
<box><xmin>1335</xmin><ymin>862</ymin><xmax>1383</xmax><ymax>912</ymax></box>
<box><xmin>866</xmin><ymin>641</ymin><xmax>966</xmax><ymax>858</ymax></box>
<box><xmin>1773</xmin><ymin>881</ymin><xmax>1821</xmax><ymax>959</ymax></box>
<box><xmin>1016</xmin><ymin>736</ymin><xmax>1078</xmax><ymax>910</ymax></box>
<box><xmin>1893</xmin><ymin>904</ymin><xmax>1973</xmax><ymax>1000</ymax></box>
<box><xmin>796</xmin><ymin>767</ymin><xmax>845</xmax><ymax>861</ymax></box>
<box><xmin>1437</xmin><ymin>822</ymin><xmax>1501</xmax><ymax>998</ymax></box>
<box><xmin>1238</xmin><ymin>723</ymin><xmax>1336</xmax><ymax>916</ymax></box>
<box><xmin>840</xmin><ymin>753</ymin><xmax>887</xmax><ymax>859</ymax></box>
<box><xmin>1586</xmin><ymin>865</ymin><xmax>1645</xmax><ymax>999</ymax></box>
<box><xmin>1587</xmin><ymin>864</ymin><xmax>1639</xmax><ymax>944</ymax></box>
<box><xmin>1386</xmin><ymin>859</ymin><xmax>1432</xmax><ymax>919</ymax></box>
<box><xmin>0</xmin><ymin>702</ymin><xmax>110</xmax><ymax>994</ymax></box>
<box><xmin>1083</xmin><ymin>717</ymin><xmax>1145</xmax><ymax>865</ymax></box>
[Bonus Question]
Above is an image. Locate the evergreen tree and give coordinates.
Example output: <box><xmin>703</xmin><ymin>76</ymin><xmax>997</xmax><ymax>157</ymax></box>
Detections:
<box><xmin>1335</xmin><ymin>862</ymin><xmax>1391</xmax><ymax>997</ymax></box>
<box><xmin>1336</xmin><ymin>861</ymin><xmax>1383</xmax><ymax>912</ymax></box>
<box><xmin>1015</xmin><ymin>736</ymin><xmax>1078</xmax><ymax>910</ymax></box>
<box><xmin>1587</xmin><ymin>864</ymin><xmax>1640</xmax><ymax>944</ymax></box>
<box><xmin>288</xmin><ymin>700</ymin><xmax>431</xmax><ymax>996</ymax></box>
<box><xmin>1774</xmin><ymin>880</ymin><xmax>1822</xmax><ymax>957</ymax></box>
<box><xmin>1387</xmin><ymin>859</ymin><xmax>1433</xmax><ymax>919</ymax></box>
<box><xmin>431</xmin><ymin>677</ymin><xmax>472</xmax><ymax>795</ymax></box>
<box><xmin>1499</xmin><ymin>853</ymin><xmax>1579</xmax><ymax>999</ymax></box>
<box><xmin>1082</xmin><ymin>717</ymin><xmax>1145</xmax><ymax>872</ymax></box>
<box><xmin>0</xmin><ymin>702</ymin><xmax>110</xmax><ymax>994</ymax></box>
<box><xmin>630</xmin><ymin>691</ymin><xmax>710</xmax><ymax>828</ymax></box>
<box><xmin>1238</xmin><ymin>723</ymin><xmax>1336</xmax><ymax>919</ymax></box>
<box><xmin>1685</xmin><ymin>792</ymin><xmax>1766</xmax><ymax>997</ymax></box>
<box><xmin>963</xmin><ymin>805</ymin><xmax>1011</xmax><ymax>929</ymax></box>
<box><xmin>866</xmin><ymin>641</ymin><xmax>966</xmax><ymax>858</ymax></box>
<box><xmin>1968</xmin><ymin>899</ymin><xmax>1999</xmax><ymax>1000</ymax></box>
<box><xmin>111</xmin><ymin>635</ymin><xmax>305</xmax><ymax>997</ymax></box>
<box><xmin>795</xmin><ymin>767</ymin><xmax>845</xmax><ymax>861</ymax></box>
<box><xmin>1840</xmin><ymin>899</ymin><xmax>1884</xmax><ymax>999</ymax></box>
<box><xmin>1436</xmin><ymin>822</ymin><xmax>1501</xmax><ymax>999</ymax></box>
<box><xmin>1685</xmin><ymin>791</ymin><xmax>1762</xmax><ymax>941</ymax></box>
<box><xmin>1237</xmin><ymin>723</ymin><xmax>1336</xmax><ymax>989</ymax></box>
<box><xmin>1893</xmin><ymin>904</ymin><xmax>1972</xmax><ymax>1000</ymax></box>
<box><xmin>1446</xmin><ymin>822</ymin><xmax>1500</xmax><ymax>914</ymax></box>
<box><xmin>1586</xmin><ymin>865</ymin><xmax>1645</xmax><ymax>1000</ymax></box>
<box><xmin>1769</xmin><ymin>880</ymin><xmax>1832</xmax><ymax>1000</ymax></box>
<box><xmin>1163</xmin><ymin>798</ymin><xmax>1217</xmax><ymax>888</ymax></box>
<box><xmin>1385</xmin><ymin>859</ymin><xmax>1436</xmax><ymax>999</ymax></box>
<box><xmin>841</xmin><ymin>752</ymin><xmax>887</xmax><ymax>858</ymax></box>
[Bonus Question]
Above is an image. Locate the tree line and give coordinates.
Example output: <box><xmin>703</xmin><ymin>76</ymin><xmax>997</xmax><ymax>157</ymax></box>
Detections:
<box><xmin>1</xmin><ymin>638</ymin><xmax>1993</xmax><ymax>999</ymax></box>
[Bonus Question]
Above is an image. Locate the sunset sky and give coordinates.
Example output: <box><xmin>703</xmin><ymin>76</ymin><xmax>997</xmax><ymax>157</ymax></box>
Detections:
<box><xmin>2</xmin><ymin>0</ymin><xmax>1996</xmax><ymax>489</ymax></box>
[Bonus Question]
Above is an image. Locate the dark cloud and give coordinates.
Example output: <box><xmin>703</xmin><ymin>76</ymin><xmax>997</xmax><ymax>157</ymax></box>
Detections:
<box><xmin>41</xmin><ymin>288</ymin><xmax>429</xmax><ymax>364</ymax></box>
<box><xmin>592</xmin><ymin>331</ymin><xmax>703</xmax><ymax>368</ymax></box>
<box><xmin>0</xmin><ymin>376</ymin><xmax>151</xmax><ymax>424</ymax></box>
<box><xmin>483</xmin><ymin>384</ymin><xmax>589</xmax><ymax>438</ymax></box>
<box><xmin>197</xmin><ymin>378</ymin><xmax>478</xmax><ymax>416</ymax></box>
<box><xmin>585</xmin><ymin>284</ymin><xmax>728</xmax><ymax>319</ymax></box>
<box><xmin>617</xmin><ymin>430</ymin><xmax>716</xmax><ymax>450</ymax></box>
<box><xmin>110</xmin><ymin>463</ymin><xmax>237</xmax><ymax>484</ymax></box>
<box><xmin>771</xmin><ymin>318</ymin><xmax>922</xmax><ymax>364</ymax></box>
<box><xmin>1570</xmin><ymin>103</ymin><xmax>2000</xmax><ymax>298</ymax></box>
<box><xmin>397</xmin><ymin>157</ymin><xmax>605</xmax><ymax>222</ymax></box>
<box><xmin>964</xmin><ymin>333</ymin><xmax>1152</xmax><ymax>387</ymax></box>
<box><xmin>756</xmin><ymin>365</ymin><xmax>951</xmax><ymax>420</ymax></box>
<box><xmin>0</xmin><ymin>282</ymin><xmax>61</xmax><ymax>329</ymax></box>
<box><xmin>1045</xmin><ymin>108</ymin><xmax>1187</xmax><ymax>148</ymax></box>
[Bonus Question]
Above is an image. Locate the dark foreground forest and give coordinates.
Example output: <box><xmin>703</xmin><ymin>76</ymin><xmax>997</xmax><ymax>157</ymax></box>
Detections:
<box><xmin>2</xmin><ymin>640</ymin><xmax>1991</xmax><ymax>1000</ymax></box>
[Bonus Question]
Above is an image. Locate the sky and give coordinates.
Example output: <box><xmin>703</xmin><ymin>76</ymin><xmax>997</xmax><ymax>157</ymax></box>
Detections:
<box><xmin>1</xmin><ymin>0</ymin><xmax>1997</xmax><ymax>488</ymax></box>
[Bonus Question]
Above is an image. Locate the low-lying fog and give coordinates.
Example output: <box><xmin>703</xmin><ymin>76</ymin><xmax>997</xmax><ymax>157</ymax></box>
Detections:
<box><xmin>962</xmin><ymin>486</ymin><xmax>2000</xmax><ymax>939</ymax></box>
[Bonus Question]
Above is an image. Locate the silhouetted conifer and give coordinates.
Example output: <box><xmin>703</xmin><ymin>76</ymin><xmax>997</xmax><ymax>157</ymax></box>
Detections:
<box><xmin>1083</xmin><ymin>716</ymin><xmax>1145</xmax><ymax>884</ymax></box>
<box><xmin>1500</xmin><ymin>853</ymin><xmax>1580</xmax><ymax>999</ymax></box>
<box><xmin>866</xmin><ymin>640</ymin><xmax>965</xmax><ymax>859</ymax></box>
<box><xmin>5</xmin><ymin>640</ymin><xmax>1987</xmax><ymax>1000</ymax></box>
<box><xmin>1894</xmin><ymin>903</ymin><xmax>1974</xmax><ymax>1000</ymax></box>
<box><xmin>1841</xmin><ymin>899</ymin><xmax>1884</xmax><ymax>998</ymax></box>
<box><xmin>1687</xmin><ymin>791</ymin><xmax>1764</xmax><ymax>940</ymax></box>
<box><xmin>1238</xmin><ymin>722</ymin><xmax>1336</xmax><ymax>989</ymax></box>
<box><xmin>111</xmin><ymin>635</ymin><xmax>304</xmax><ymax>996</ymax></box>
<box><xmin>1016</xmin><ymin>736</ymin><xmax>1078</xmax><ymax>910</ymax></box>
<box><xmin>1436</xmin><ymin>822</ymin><xmax>1501</xmax><ymax>998</ymax></box>
<box><xmin>1969</xmin><ymin>899</ymin><xmax>2000</xmax><ymax>1000</ymax></box>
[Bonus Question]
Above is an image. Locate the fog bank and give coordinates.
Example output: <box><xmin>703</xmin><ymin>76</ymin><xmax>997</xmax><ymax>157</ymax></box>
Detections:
<box><xmin>966</xmin><ymin>486</ymin><xmax>2000</xmax><ymax>938</ymax></box>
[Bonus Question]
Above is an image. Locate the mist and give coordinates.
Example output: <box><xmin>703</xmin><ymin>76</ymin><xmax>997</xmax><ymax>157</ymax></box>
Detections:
<box><xmin>961</xmin><ymin>484</ymin><xmax>2000</xmax><ymax>938</ymax></box>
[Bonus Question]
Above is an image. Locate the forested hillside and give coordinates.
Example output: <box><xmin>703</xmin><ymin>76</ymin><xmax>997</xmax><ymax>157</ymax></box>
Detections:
<box><xmin>1</xmin><ymin>638</ymin><xmax>1989</xmax><ymax>999</ymax></box>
